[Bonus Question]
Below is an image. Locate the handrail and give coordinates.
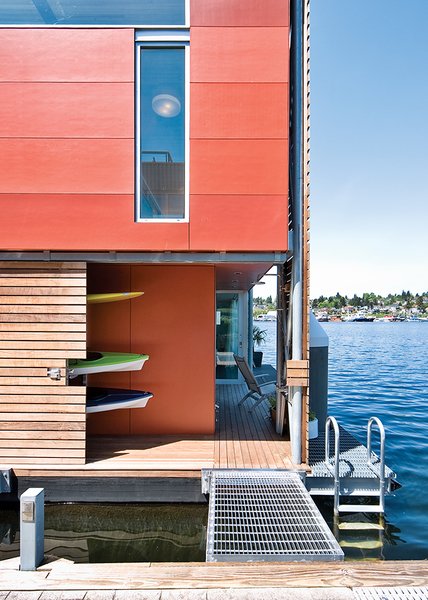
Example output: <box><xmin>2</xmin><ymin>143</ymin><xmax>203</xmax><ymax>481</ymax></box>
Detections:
<box><xmin>325</xmin><ymin>416</ymin><xmax>340</xmax><ymax>515</ymax></box>
<box><xmin>367</xmin><ymin>416</ymin><xmax>386</xmax><ymax>513</ymax></box>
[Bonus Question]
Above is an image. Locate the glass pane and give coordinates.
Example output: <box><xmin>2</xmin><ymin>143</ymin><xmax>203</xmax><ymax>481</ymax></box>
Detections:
<box><xmin>140</xmin><ymin>48</ymin><xmax>185</xmax><ymax>219</ymax></box>
<box><xmin>0</xmin><ymin>0</ymin><xmax>185</xmax><ymax>25</ymax></box>
<box><xmin>216</xmin><ymin>294</ymin><xmax>239</xmax><ymax>380</ymax></box>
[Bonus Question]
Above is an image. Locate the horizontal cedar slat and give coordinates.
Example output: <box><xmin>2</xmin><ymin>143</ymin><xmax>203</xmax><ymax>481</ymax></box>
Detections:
<box><xmin>0</xmin><ymin>430</ymin><xmax>85</xmax><ymax>440</ymax></box>
<box><xmin>4</xmin><ymin>457</ymin><xmax>85</xmax><ymax>464</ymax></box>
<box><xmin>0</xmin><ymin>439</ymin><xmax>85</xmax><ymax>449</ymax></box>
<box><xmin>0</xmin><ymin>272</ymin><xmax>85</xmax><ymax>279</ymax></box>
<box><xmin>0</xmin><ymin>305</ymin><xmax>86</xmax><ymax>314</ymax></box>
<box><xmin>0</xmin><ymin>295</ymin><xmax>85</xmax><ymax>304</ymax></box>
<box><xmin>0</xmin><ymin>404</ymin><xmax>84</xmax><ymax>413</ymax></box>
<box><xmin>0</xmin><ymin>359</ymin><xmax>66</xmax><ymax>367</ymax></box>
<box><xmin>0</xmin><ymin>413</ymin><xmax>86</xmax><ymax>421</ymax></box>
<box><xmin>1</xmin><ymin>448</ymin><xmax>84</xmax><ymax>457</ymax></box>
<box><xmin>0</xmin><ymin>323</ymin><xmax>86</xmax><ymax>332</ymax></box>
<box><xmin>0</xmin><ymin>277</ymin><xmax>86</xmax><ymax>286</ymax></box>
<box><xmin>0</xmin><ymin>394</ymin><xmax>85</xmax><ymax>403</ymax></box>
<box><xmin>287</xmin><ymin>360</ymin><xmax>309</xmax><ymax>369</ymax></box>
<box><xmin>0</xmin><ymin>350</ymin><xmax>85</xmax><ymax>358</ymax></box>
<box><xmin>0</xmin><ymin>377</ymin><xmax>64</xmax><ymax>386</ymax></box>
<box><xmin>0</xmin><ymin>367</ymin><xmax>66</xmax><ymax>376</ymax></box>
<box><xmin>0</xmin><ymin>421</ymin><xmax>85</xmax><ymax>431</ymax></box>
<box><xmin>0</xmin><ymin>287</ymin><xmax>86</xmax><ymax>296</ymax></box>
<box><xmin>0</xmin><ymin>385</ymin><xmax>85</xmax><ymax>395</ymax></box>
<box><xmin>0</xmin><ymin>262</ymin><xmax>85</xmax><ymax>269</ymax></box>
<box><xmin>0</xmin><ymin>341</ymin><xmax>86</xmax><ymax>349</ymax></box>
<box><xmin>0</xmin><ymin>313</ymin><xmax>86</xmax><ymax>322</ymax></box>
<box><xmin>0</xmin><ymin>332</ymin><xmax>85</xmax><ymax>340</ymax></box>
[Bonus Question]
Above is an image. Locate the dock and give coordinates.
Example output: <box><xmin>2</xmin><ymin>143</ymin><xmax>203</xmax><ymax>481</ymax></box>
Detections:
<box><xmin>13</xmin><ymin>381</ymin><xmax>293</xmax><ymax>502</ymax></box>
<box><xmin>0</xmin><ymin>557</ymin><xmax>428</xmax><ymax>598</ymax></box>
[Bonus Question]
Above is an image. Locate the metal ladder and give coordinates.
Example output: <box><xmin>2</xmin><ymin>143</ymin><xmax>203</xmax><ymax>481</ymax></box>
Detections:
<box><xmin>325</xmin><ymin>416</ymin><xmax>386</xmax><ymax>515</ymax></box>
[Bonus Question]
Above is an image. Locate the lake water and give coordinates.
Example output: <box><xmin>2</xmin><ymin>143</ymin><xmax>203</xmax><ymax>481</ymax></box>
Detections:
<box><xmin>261</xmin><ymin>319</ymin><xmax>428</xmax><ymax>560</ymax></box>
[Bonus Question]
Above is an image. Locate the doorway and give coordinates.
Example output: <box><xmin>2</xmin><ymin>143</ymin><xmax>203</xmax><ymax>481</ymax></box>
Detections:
<box><xmin>215</xmin><ymin>292</ymin><xmax>247</xmax><ymax>383</ymax></box>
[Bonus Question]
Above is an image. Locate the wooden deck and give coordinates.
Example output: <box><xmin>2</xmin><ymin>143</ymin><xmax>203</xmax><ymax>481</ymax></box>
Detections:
<box><xmin>14</xmin><ymin>384</ymin><xmax>292</xmax><ymax>477</ymax></box>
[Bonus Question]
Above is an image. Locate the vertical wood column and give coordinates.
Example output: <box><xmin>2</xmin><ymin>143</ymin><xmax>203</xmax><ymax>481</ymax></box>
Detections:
<box><xmin>0</xmin><ymin>261</ymin><xmax>87</xmax><ymax>465</ymax></box>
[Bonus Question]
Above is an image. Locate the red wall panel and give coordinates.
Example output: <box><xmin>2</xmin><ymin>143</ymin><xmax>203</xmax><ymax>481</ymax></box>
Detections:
<box><xmin>0</xmin><ymin>83</ymin><xmax>134</xmax><ymax>138</ymax></box>
<box><xmin>190</xmin><ymin>0</ymin><xmax>289</xmax><ymax>26</ymax></box>
<box><xmin>190</xmin><ymin>83</ymin><xmax>288</xmax><ymax>139</ymax></box>
<box><xmin>0</xmin><ymin>29</ymin><xmax>134</xmax><ymax>82</ymax></box>
<box><xmin>0</xmin><ymin>195</ymin><xmax>189</xmax><ymax>251</ymax></box>
<box><xmin>191</xmin><ymin>27</ymin><xmax>289</xmax><ymax>83</ymax></box>
<box><xmin>190</xmin><ymin>195</ymin><xmax>288</xmax><ymax>251</ymax></box>
<box><xmin>190</xmin><ymin>139</ymin><xmax>288</xmax><ymax>195</ymax></box>
<box><xmin>87</xmin><ymin>264</ymin><xmax>216</xmax><ymax>436</ymax></box>
<box><xmin>0</xmin><ymin>139</ymin><xmax>133</xmax><ymax>194</ymax></box>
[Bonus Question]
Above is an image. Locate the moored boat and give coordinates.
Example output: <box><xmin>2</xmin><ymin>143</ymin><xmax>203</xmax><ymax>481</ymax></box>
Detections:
<box><xmin>86</xmin><ymin>387</ymin><xmax>153</xmax><ymax>414</ymax></box>
<box><xmin>68</xmin><ymin>351</ymin><xmax>149</xmax><ymax>379</ymax></box>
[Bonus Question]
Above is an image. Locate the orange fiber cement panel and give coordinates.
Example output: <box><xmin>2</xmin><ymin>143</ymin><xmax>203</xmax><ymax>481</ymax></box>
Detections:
<box><xmin>0</xmin><ymin>83</ymin><xmax>134</xmax><ymax>138</ymax></box>
<box><xmin>190</xmin><ymin>0</ymin><xmax>289</xmax><ymax>26</ymax></box>
<box><xmin>0</xmin><ymin>29</ymin><xmax>134</xmax><ymax>82</ymax></box>
<box><xmin>190</xmin><ymin>83</ymin><xmax>289</xmax><ymax>140</ymax></box>
<box><xmin>191</xmin><ymin>27</ymin><xmax>289</xmax><ymax>83</ymax></box>
<box><xmin>0</xmin><ymin>139</ymin><xmax>133</xmax><ymax>195</ymax></box>
<box><xmin>86</xmin><ymin>265</ymin><xmax>216</xmax><ymax>436</ymax></box>
<box><xmin>190</xmin><ymin>195</ymin><xmax>288</xmax><ymax>251</ymax></box>
<box><xmin>190</xmin><ymin>139</ymin><xmax>289</xmax><ymax>195</ymax></box>
<box><xmin>0</xmin><ymin>195</ymin><xmax>189</xmax><ymax>251</ymax></box>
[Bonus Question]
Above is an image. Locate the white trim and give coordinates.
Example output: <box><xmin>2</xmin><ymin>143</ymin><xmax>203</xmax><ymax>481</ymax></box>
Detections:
<box><xmin>0</xmin><ymin>24</ymin><xmax>189</xmax><ymax>29</ymax></box>
<box><xmin>135</xmin><ymin>39</ymin><xmax>190</xmax><ymax>224</ymax></box>
<box><xmin>135</xmin><ymin>29</ymin><xmax>190</xmax><ymax>42</ymax></box>
<box><xmin>185</xmin><ymin>0</ymin><xmax>190</xmax><ymax>27</ymax></box>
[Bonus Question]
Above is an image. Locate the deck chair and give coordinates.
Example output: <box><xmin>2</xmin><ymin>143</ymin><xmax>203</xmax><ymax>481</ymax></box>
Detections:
<box><xmin>233</xmin><ymin>354</ymin><xmax>276</xmax><ymax>412</ymax></box>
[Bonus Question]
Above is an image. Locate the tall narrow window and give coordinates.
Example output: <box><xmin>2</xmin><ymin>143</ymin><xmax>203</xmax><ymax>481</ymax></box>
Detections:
<box><xmin>137</xmin><ymin>42</ymin><xmax>188</xmax><ymax>221</ymax></box>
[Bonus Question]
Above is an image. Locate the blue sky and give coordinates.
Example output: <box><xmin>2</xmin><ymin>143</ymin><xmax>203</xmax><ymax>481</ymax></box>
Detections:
<box><xmin>261</xmin><ymin>0</ymin><xmax>428</xmax><ymax>300</ymax></box>
<box><xmin>308</xmin><ymin>0</ymin><xmax>428</xmax><ymax>297</ymax></box>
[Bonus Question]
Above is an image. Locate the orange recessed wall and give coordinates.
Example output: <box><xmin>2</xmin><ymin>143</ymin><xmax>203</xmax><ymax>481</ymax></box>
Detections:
<box><xmin>86</xmin><ymin>264</ymin><xmax>216</xmax><ymax>436</ymax></box>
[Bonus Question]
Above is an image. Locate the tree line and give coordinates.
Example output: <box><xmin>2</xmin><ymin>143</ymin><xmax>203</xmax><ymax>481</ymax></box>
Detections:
<box><xmin>311</xmin><ymin>291</ymin><xmax>427</xmax><ymax>311</ymax></box>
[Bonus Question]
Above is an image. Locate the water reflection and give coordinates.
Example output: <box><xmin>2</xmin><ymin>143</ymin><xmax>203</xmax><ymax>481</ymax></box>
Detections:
<box><xmin>0</xmin><ymin>504</ymin><xmax>207</xmax><ymax>563</ymax></box>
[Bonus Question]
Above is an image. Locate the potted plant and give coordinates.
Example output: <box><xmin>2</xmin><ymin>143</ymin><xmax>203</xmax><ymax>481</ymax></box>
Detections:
<box><xmin>268</xmin><ymin>394</ymin><xmax>277</xmax><ymax>423</ymax></box>
<box><xmin>253</xmin><ymin>325</ymin><xmax>267</xmax><ymax>368</ymax></box>
<box><xmin>308</xmin><ymin>410</ymin><xmax>318</xmax><ymax>439</ymax></box>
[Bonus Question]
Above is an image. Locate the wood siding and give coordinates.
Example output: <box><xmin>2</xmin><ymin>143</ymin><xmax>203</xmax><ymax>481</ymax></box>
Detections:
<box><xmin>0</xmin><ymin>262</ymin><xmax>87</xmax><ymax>465</ymax></box>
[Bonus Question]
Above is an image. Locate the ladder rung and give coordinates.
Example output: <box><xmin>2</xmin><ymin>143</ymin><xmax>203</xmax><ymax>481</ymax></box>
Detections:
<box><xmin>338</xmin><ymin>504</ymin><xmax>384</xmax><ymax>513</ymax></box>
<box><xmin>339</xmin><ymin>539</ymin><xmax>383</xmax><ymax>550</ymax></box>
<box><xmin>338</xmin><ymin>522</ymin><xmax>384</xmax><ymax>531</ymax></box>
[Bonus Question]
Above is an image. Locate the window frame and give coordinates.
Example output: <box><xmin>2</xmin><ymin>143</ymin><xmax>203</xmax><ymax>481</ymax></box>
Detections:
<box><xmin>135</xmin><ymin>30</ymin><xmax>190</xmax><ymax>223</ymax></box>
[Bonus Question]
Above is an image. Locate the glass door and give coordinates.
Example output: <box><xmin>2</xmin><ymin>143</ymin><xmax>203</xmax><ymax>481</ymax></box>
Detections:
<box><xmin>216</xmin><ymin>292</ymin><xmax>246</xmax><ymax>383</ymax></box>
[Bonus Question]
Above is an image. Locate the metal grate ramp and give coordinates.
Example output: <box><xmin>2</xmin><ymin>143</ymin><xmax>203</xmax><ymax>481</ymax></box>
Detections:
<box><xmin>354</xmin><ymin>588</ymin><xmax>428</xmax><ymax>600</ymax></box>
<box><xmin>205</xmin><ymin>469</ymin><xmax>344</xmax><ymax>562</ymax></box>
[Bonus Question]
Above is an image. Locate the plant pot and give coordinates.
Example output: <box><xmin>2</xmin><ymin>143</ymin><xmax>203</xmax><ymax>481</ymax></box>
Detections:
<box><xmin>270</xmin><ymin>407</ymin><xmax>277</xmax><ymax>423</ymax></box>
<box><xmin>253</xmin><ymin>351</ymin><xmax>263</xmax><ymax>368</ymax></box>
<box><xmin>309</xmin><ymin>417</ymin><xmax>318</xmax><ymax>440</ymax></box>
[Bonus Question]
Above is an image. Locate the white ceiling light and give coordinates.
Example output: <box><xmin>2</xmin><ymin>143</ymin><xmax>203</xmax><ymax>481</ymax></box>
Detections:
<box><xmin>152</xmin><ymin>94</ymin><xmax>181</xmax><ymax>118</ymax></box>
